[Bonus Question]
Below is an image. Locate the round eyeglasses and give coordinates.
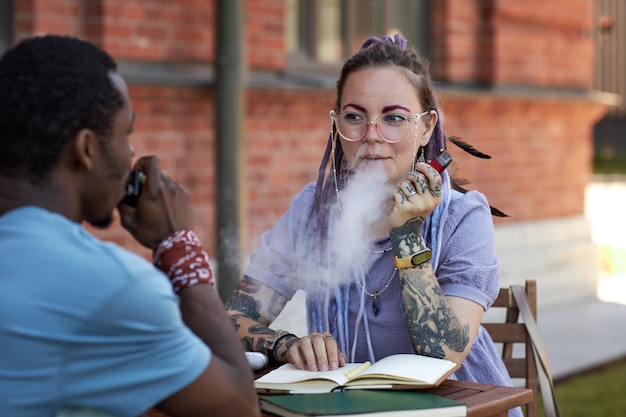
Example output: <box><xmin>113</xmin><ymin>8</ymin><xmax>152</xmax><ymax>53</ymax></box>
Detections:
<box><xmin>330</xmin><ymin>109</ymin><xmax>430</xmax><ymax>144</ymax></box>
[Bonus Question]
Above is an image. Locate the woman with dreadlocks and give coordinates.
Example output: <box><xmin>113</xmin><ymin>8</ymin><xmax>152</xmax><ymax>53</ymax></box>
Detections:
<box><xmin>226</xmin><ymin>33</ymin><xmax>518</xmax><ymax>416</ymax></box>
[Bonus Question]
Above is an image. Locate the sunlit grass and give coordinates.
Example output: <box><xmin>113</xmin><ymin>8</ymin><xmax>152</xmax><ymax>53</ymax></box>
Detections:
<box><xmin>538</xmin><ymin>357</ymin><xmax>626</xmax><ymax>417</ymax></box>
<box><xmin>594</xmin><ymin>156</ymin><xmax>626</xmax><ymax>174</ymax></box>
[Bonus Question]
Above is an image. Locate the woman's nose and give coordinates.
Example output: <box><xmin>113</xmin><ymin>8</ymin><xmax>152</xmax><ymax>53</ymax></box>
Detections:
<box><xmin>363</xmin><ymin>120</ymin><xmax>383</xmax><ymax>142</ymax></box>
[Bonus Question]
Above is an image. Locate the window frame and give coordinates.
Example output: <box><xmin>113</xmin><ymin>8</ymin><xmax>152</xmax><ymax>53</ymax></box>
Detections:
<box><xmin>285</xmin><ymin>0</ymin><xmax>431</xmax><ymax>75</ymax></box>
<box><xmin>0</xmin><ymin>0</ymin><xmax>13</xmax><ymax>54</ymax></box>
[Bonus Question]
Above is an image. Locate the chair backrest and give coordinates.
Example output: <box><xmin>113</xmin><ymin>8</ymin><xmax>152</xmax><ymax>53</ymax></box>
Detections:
<box><xmin>482</xmin><ymin>280</ymin><xmax>539</xmax><ymax>417</ymax></box>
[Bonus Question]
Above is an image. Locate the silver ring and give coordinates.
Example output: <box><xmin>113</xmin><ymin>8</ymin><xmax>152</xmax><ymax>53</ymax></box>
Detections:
<box><xmin>407</xmin><ymin>190</ymin><xmax>417</xmax><ymax>197</ymax></box>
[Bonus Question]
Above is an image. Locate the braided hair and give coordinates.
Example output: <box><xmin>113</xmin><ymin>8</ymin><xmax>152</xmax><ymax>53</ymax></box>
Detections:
<box><xmin>314</xmin><ymin>34</ymin><xmax>505</xmax><ymax>243</ymax></box>
<box><xmin>307</xmin><ymin>34</ymin><xmax>505</xmax><ymax>359</ymax></box>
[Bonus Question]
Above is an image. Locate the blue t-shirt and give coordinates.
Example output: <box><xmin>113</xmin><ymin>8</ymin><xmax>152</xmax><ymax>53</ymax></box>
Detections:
<box><xmin>0</xmin><ymin>207</ymin><xmax>210</xmax><ymax>417</ymax></box>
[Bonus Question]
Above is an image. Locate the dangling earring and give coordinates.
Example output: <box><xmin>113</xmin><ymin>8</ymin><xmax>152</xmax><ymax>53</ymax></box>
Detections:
<box><xmin>413</xmin><ymin>146</ymin><xmax>425</xmax><ymax>170</ymax></box>
<box><xmin>417</xmin><ymin>146</ymin><xmax>425</xmax><ymax>163</ymax></box>
<box><xmin>330</xmin><ymin>115</ymin><xmax>346</xmax><ymax>194</ymax></box>
<box><xmin>339</xmin><ymin>156</ymin><xmax>349</xmax><ymax>185</ymax></box>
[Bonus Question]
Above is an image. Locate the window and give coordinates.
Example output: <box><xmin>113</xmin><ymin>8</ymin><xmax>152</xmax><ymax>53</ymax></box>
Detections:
<box><xmin>0</xmin><ymin>0</ymin><xmax>13</xmax><ymax>54</ymax></box>
<box><xmin>285</xmin><ymin>0</ymin><xmax>430</xmax><ymax>65</ymax></box>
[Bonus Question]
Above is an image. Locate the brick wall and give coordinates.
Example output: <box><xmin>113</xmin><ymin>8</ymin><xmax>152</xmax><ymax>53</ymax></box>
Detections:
<box><xmin>440</xmin><ymin>94</ymin><xmax>608</xmax><ymax>225</ymax></box>
<box><xmin>85</xmin><ymin>0</ymin><xmax>215</xmax><ymax>61</ymax></box>
<box><xmin>246</xmin><ymin>89</ymin><xmax>334</xmax><ymax>249</ymax></box>
<box><xmin>432</xmin><ymin>0</ymin><xmax>595</xmax><ymax>88</ymax></box>
<box><xmin>13</xmin><ymin>0</ymin><xmax>79</xmax><ymax>36</ymax></box>
<box><xmin>246</xmin><ymin>0</ymin><xmax>286</xmax><ymax>70</ymax></box>
<box><xmin>9</xmin><ymin>0</ymin><xmax>611</xmax><ymax>286</ymax></box>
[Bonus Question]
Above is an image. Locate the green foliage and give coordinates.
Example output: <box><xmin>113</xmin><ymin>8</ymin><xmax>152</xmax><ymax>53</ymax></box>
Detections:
<box><xmin>538</xmin><ymin>357</ymin><xmax>626</xmax><ymax>417</ymax></box>
<box><xmin>594</xmin><ymin>155</ymin><xmax>626</xmax><ymax>174</ymax></box>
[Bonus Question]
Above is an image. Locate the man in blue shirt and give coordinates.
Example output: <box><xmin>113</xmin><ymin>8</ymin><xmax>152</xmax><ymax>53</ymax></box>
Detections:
<box><xmin>0</xmin><ymin>35</ymin><xmax>259</xmax><ymax>417</ymax></box>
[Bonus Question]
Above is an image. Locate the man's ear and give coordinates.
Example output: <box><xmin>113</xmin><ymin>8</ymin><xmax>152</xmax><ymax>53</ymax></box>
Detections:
<box><xmin>71</xmin><ymin>128</ymin><xmax>98</xmax><ymax>172</ymax></box>
<box><xmin>418</xmin><ymin>110</ymin><xmax>438</xmax><ymax>147</ymax></box>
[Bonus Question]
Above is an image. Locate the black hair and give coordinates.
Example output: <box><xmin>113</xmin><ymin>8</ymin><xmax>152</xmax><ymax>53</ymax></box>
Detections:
<box><xmin>0</xmin><ymin>35</ymin><xmax>124</xmax><ymax>183</ymax></box>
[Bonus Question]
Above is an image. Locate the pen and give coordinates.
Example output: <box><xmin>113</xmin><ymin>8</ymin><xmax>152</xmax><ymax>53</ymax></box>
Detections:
<box><xmin>344</xmin><ymin>361</ymin><xmax>371</xmax><ymax>380</ymax></box>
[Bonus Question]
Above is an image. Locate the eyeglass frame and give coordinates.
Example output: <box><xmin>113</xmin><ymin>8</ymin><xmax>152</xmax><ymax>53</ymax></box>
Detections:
<box><xmin>329</xmin><ymin>109</ymin><xmax>432</xmax><ymax>144</ymax></box>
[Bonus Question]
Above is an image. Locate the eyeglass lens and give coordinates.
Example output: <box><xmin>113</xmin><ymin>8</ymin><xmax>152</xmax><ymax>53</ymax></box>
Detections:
<box><xmin>335</xmin><ymin>112</ymin><xmax>414</xmax><ymax>143</ymax></box>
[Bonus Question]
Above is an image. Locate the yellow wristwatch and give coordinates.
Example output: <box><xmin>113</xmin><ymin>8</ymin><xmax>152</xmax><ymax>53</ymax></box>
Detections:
<box><xmin>393</xmin><ymin>249</ymin><xmax>432</xmax><ymax>269</ymax></box>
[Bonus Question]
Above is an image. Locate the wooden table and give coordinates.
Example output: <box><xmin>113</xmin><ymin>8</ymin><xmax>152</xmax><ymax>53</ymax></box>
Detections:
<box><xmin>423</xmin><ymin>379</ymin><xmax>533</xmax><ymax>417</ymax></box>
<box><xmin>148</xmin><ymin>375</ymin><xmax>532</xmax><ymax>417</ymax></box>
<box><xmin>260</xmin><ymin>380</ymin><xmax>532</xmax><ymax>416</ymax></box>
<box><xmin>255</xmin><ymin>367</ymin><xmax>533</xmax><ymax>417</ymax></box>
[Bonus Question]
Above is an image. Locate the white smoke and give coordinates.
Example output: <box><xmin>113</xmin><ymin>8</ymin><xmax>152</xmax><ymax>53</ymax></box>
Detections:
<box><xmin>329</xmin><ymin>162</ymin><xmax>393</xmax><ymax>278</ymax></box>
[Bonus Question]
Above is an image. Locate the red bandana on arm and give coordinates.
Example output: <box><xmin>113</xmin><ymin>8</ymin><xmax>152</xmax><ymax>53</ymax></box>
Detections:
<box><xmin>153</xmin><ymin>230</ymin><xmax>215</xmax><ymax>292</ymax></box>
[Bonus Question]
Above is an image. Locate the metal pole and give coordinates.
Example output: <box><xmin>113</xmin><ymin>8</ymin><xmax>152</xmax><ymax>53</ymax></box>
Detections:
<box><xmin>215</xmin><ymin>0</ymin><xmax>247</xmax><ymax>302</ymax></box>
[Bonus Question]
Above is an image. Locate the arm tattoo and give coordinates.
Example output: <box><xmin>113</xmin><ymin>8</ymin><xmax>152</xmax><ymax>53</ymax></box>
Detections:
<box><xmin>274</xmin><ymin>335</ymin><xmax>300</xmax><ymax>361</ymax></box>
<box><xmin>398</xmin><ymin>266</ymin><xmax>469</xmax><ymax>358</ymax></box>
<box><xmin>225</xmin><ymin>291</ymin><xmax>262</xmax><ymax>320</ymax></box>
<box><xmin>390</xmin><ymin>217</ymin><xmax>426</xmax><ymax>257</ymax></box>
<box><xmin>238</xmin><ymin>275</ymin><xmax>262</xmax><ymax>293</ymax></box>
<box><xmin>250</xmin><ymin>324</ymin><xmax>276</xmax><ymax>354</ymax></box>
<box><xmin>225</xmin><ymin>275</ymin><xmax>294</xmax><ymax>358</ymax></box>
<box><xmin>226</xmin><ymin>275</ymin><xmax>287</xmax><ymax>320</ymax></box>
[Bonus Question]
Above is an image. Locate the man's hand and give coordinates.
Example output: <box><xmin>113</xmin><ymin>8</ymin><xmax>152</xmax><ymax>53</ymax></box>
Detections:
<box><xmin>118</xmin><ymin>156</ymin><xmax>194</xmax><ymax>250</ymax></box>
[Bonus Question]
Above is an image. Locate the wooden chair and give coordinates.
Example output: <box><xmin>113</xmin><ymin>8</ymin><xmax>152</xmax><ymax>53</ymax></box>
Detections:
<box><xmin>482</xmin><ymin>280</ymin><xmax>561</xmax><ymax>417</ymax></box>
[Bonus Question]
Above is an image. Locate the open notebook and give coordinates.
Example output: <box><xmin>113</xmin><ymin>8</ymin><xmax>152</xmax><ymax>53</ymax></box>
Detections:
<box><xmin>255</xmin><ymin>353</ymin><xmax>459</xmax><ymax>394</ymax></box>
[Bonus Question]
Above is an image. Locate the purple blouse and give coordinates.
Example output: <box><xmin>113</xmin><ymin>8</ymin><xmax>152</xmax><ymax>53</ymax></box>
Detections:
<box><xmin>246</xmin><ymin>183</ymin><xmax>521</xmax><ymax>417</ymax></box>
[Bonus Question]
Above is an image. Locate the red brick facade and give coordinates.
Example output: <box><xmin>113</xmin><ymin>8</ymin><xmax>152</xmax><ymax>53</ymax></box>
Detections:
<box><xmin>9</xmin><ymin>0</ymin><xmax>610</xmax><ymax>262</ymax></box>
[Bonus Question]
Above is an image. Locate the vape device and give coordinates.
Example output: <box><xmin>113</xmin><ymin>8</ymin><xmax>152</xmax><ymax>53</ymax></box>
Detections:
<box><xmin>120</xmin><ymin>170</ymin><xmax>146</xmax><ymax>207</ymax></box>
<box><xmin>428</xmin><ymin>149</ymin><xmax>452</xmax><ymax>173</ymax></box>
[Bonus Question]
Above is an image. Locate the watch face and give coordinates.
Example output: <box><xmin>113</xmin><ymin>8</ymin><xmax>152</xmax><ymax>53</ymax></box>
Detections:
<box><xmin>395</xmin><ymin>250</ymin><xmax>432</xmax><ymax>269</ymax></box>
<box><xmin>411</xmin><ymin>250</ymin><xmax>432</xmax><ymax>266</ymax></box>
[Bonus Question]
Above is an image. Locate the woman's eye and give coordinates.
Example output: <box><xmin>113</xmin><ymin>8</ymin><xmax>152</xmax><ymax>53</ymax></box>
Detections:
<box><xmin>342</xmin><ymin>113</ymin><xmax>365</xmax><ymax>124</ymax></box>
<box><xmin>383</xmin><ymin>114</ymin><xmax>409</xmax><ymax>125</ymax></box>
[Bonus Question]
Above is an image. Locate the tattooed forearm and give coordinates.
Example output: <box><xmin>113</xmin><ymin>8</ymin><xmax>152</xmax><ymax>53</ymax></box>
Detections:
<box><xmin>250</xmin><ymin>323</ymin><xmax>275</xmax><ymax>337</ymax></box>
<box><xmin>228</xmin><ymin>313</ymin><xmax>268</xmax><ymax>351</ymax></box>
<box><xmin>230</xmin><ymin>312</ymin><xmax>284</xmax><ymax>356</ymax></box>
<box><xmin>226</xmin><ymin>276</ymin><xmax>298</xmax><ymax>362</ymax></box>
<box><xmin>225</xmin><ymin>275</ymin><xmax>296</xmax><ymax>361</ymax></box>
<box><xmin>226</xmin><ymin>276</ymin><xmax>288</xmax><ymax>322</ymax></box>
<box><xmin>390</xmin><ymin>217</ymin><xmax>427</xmax><ymax>257</ymax></box>
<box><xmin>229</xmin><ymin>312</ymin><xmax>247</xmax><ymax>332</ymax></box>
<box><xmin>225</xmin><ymin>292</ymin><xmax>262</xmax><ymax>320</ymax></box>
<box><xmin>398</xmin><ymin>266</ymin><xmax>470</xmax><ymax>358</ymax></box>
<box><xmin>274</xmin><ymin>335</ymin><xmax>300</xmax><ymax>361</ymax></box>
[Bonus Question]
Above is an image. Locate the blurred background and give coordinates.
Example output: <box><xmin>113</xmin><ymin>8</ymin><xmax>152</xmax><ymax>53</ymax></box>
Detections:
<box><xmin>2</xmin><ymin>0</ymin><xmax>625</xmax><ymax>381</ymax></box>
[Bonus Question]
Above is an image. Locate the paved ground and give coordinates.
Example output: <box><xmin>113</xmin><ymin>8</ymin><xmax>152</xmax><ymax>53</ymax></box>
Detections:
<box><xmin>539</xmin><ymin>178</ymin><xmax>626</xmax><ymax>381</ymax></box>
<box><xmin>539</xmin><ymin>294</ymin><xmax>626</xmax><ymax>381</ymax></box>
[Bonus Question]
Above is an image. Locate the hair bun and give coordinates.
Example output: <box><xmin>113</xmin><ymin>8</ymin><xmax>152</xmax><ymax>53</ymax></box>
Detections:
<box><xmin>360</xmin><ymin>33</ymin><xmax>407</xmax><ymax>50</ymax></box>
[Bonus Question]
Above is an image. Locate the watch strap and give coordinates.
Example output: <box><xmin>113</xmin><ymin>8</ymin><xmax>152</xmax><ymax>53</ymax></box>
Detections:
<box><xmin>393</xmin><ymin>248</ymin><xmax>432</xmax><ymax>269</ymax></box>
<box><xmin>262</xmin><ymin>329</ymin><xmax>291</xmax><ymax>353</ymax></box>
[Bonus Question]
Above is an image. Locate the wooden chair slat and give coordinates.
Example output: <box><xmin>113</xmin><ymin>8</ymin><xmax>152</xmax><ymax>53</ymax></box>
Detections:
<box><xmin>482</xmin><ymin>280</ymin><xmax>539</xmax><ymax>417</ymax></box>
<box><xmin>482</xmin><ymin>323</ymin><xmax>527</xmax><ymax>343</ymax></box>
